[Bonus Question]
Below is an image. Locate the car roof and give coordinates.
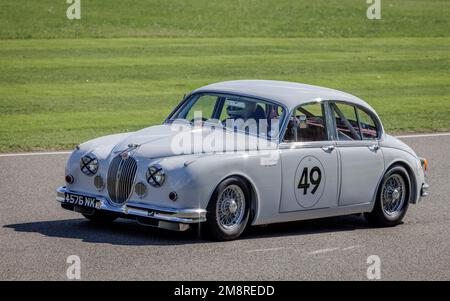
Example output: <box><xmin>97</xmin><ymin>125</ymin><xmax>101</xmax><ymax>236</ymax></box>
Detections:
<box><xmin>193</xmin><ymin>80</ymin><xmax>373</xmax><ymax>111</ymax></box>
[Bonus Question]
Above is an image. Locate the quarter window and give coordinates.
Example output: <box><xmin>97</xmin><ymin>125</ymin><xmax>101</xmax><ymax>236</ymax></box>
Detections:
<box><xmin>283</xmin><ymin>103</ymin><xmax>327</xmax><ymax>142</ymax></box>
<box><xmin>357</xmin><ymin>108</ymin><xmax>379</xmax><ymax>139</ymax></box>
<box><xmin>331</xmin><ymin>103</ymin><xmax>361</xmax><ymax>140</ymax></box>
<box><xmin>331</xmin><ymin>102</ymin><xmax>380</xmax><ymax>140</ymax></box>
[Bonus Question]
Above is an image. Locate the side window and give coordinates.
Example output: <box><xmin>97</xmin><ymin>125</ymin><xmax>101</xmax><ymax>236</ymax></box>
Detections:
<box><xmin>357</xmin><ymin>108</ymin><xmax>379</xmax><ymax>139</ymax></box>
<box><xmin>332</xmin><ymin>103</ymin><xmax>361</xmax><ymax>140</ymax></box>
<box><xmin>219</xmin><ymin>96</ymin><xmax>268</xmax><ymax>122</ymax></box>
<box><xmin>283</xmin><ymin>103</ymin><xmax>327</xmax><ymax>142</ymax></box>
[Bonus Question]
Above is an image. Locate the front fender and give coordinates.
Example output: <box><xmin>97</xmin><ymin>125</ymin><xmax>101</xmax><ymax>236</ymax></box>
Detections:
<box><xmin>380</xmin><ymin>147</ymin><xmax>424</xmax><ymax>204</ymax></box>
<box><xmin>176</xmin><ymin>150</ymin><xmax>282</xmax><ymax>225</ymax></box>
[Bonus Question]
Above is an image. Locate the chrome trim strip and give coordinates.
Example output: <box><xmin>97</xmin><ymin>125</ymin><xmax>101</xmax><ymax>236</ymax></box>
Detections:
<box><xmin>115</xmin><ymin>157</ymin><xmax>124</xmax><ymax>202</ymax></box>
<box><xmin>56</xmin><ymin>186</ymin><xmax>207</xmax><ymax>224</ymax></box>
<box><xmin>279</xmin><ymin>141</ymin><xmax>336</xmax><ymax>150</ymax></box>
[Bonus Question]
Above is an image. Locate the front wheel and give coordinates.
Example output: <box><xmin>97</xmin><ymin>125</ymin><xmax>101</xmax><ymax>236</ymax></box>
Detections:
<box><xmin>365</xmin><ymin>165</ymin><xmax>411</xmax><ymax>227</ymax></box>
<box><xmin>205</xmin><ymin>177</ymin><xmax>250</xmax><ymax>241</ymax></box>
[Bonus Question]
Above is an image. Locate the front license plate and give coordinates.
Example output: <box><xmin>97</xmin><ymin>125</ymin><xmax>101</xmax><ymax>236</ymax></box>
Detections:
<box><xmin>64</xmin><ymin>192</ymin><xmax>99</xmax><ymax>208</ymax></box>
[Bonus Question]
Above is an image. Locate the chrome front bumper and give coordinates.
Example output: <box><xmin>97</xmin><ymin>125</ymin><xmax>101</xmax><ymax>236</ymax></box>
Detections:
<box><xmin>56</xmin><ymin>186</ymin><xmax>207</xmax><ymax>231</ymax></box>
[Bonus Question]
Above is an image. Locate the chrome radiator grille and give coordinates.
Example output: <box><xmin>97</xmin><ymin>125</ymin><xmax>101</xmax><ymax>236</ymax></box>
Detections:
<box><xmin>107</xmin><ymin>155</ymin><xmax>137</xmax><ymax>205</ymax></box>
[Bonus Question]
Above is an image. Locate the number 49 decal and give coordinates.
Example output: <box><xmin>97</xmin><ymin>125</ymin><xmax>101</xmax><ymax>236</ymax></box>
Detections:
<box><xmin>297</xmin><ymin>166</ymin><xmax>322</xmax><ymax>195</ymax></box>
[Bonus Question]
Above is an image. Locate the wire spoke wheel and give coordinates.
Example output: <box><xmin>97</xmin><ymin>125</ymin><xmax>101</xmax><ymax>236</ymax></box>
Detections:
<box><xmin>381</xmin><ymin>174</ymin><xmax>406</xmax><ymax>217</ymax></box>
<box><xmin>216</xmin><ymin>184</ymin><xmax>246</xmax><ymax>232</ymax></box>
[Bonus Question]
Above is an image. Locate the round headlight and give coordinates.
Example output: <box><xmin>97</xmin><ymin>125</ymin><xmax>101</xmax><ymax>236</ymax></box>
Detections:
<box><xmin>80</xmin><ymin>154</ymin><xmax>99</xmax><ymax>176</ymax></box>
<box><xmin>146</xmin><ymin>164</ymin><xmax>165</xmax><ymax>187</ymax></box>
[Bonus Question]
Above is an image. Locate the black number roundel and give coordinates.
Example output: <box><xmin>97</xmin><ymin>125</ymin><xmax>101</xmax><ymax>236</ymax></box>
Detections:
<box><xmin>294</xmin><ymin>156</ymin><xmax>326</xmax><ymax>208</ymax></box>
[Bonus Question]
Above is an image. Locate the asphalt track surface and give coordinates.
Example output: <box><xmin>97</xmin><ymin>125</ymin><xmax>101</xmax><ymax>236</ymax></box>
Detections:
<box><xmin>0</xmin><ymin>134</ymin><xmax>449</xmax><ymax>280</ymax></box>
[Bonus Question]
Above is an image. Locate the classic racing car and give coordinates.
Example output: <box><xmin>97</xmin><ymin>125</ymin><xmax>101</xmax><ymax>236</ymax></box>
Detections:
<box><xmin>57</xmin><ymin>80</ymin><xmax>429</xmax><ymax>240</ymax></box>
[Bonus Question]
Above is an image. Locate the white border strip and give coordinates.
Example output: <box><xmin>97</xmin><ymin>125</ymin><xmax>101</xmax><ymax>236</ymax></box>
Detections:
<box><xmin>0</xmin><ymin>151</ymin><xmax>71</xmax><ymax>158</ymax></box>
<box><xmin>0</xmin><ymin>132</ymin><xmax>449</xmax><ymax>158</ymax></box>
<box><xmin>395</xmin><ymin>132</ymin><xmax>450</xmax><ymax>139</ymax></box>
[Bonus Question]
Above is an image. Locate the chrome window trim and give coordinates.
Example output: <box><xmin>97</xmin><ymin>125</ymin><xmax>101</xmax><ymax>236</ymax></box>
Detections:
<box><xmin>333</xmin><ymin>139</ymin><xmax>379</xmax><ymax>147</ymax></box>
<box><xmin>278</xmin><ymin>140</ymin><xmax>336</xmax><ymax>150</ymax></box>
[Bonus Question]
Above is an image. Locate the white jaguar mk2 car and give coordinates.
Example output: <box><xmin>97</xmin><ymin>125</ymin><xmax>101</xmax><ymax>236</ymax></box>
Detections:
<box><xmin>57</xmin><ymin>80</ymin><xmax>429</xmax><ymax>240</ymax></box>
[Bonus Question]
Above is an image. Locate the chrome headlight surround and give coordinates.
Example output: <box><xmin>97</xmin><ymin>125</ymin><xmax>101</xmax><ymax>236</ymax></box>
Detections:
<box><xmin>80</xmin><ymin>154</ymin><xmax>99</xmax><ymax>176</ymax></box>
<box><xmin>146</xmin><ymin>164</ymin><xmax>165</xmax><ymax>187</ymax></box>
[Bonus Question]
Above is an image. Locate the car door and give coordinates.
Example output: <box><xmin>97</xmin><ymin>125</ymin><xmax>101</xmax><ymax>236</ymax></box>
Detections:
<box><xmin>279</xmin><ymin>102</ymin><xmax>339</xmax><ymax>212</ymax></box>
<box><xmin>330</xmin><ymin>102</ymin><xmax>384</xmax><ymax>206</ymax></box>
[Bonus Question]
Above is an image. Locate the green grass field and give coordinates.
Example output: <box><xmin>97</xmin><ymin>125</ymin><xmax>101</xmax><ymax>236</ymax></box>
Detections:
<box><xmin>0</xmin><ymin>1</ymin><xmax>449</xmax><ymax>152</ymax></box>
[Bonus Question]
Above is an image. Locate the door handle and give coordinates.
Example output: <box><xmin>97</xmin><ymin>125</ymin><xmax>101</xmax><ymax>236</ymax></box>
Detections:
<box><xmin>368</xmin><ymin>144</ymin><xmax>380</xmax><ymax>152</ymax></box>
<box><xmin>321</xmin><ymin>145</ymin><xmax>335</xmax><ymax>153</ymax></box>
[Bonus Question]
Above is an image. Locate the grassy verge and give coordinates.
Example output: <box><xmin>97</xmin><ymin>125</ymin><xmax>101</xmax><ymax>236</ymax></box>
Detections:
<box><xmin>1</xmin><ymin>0</ymin><xmax>449</xmax><ymax>151</ymax></box>
<box><xmin>1</xmin><ymin>37</ymin><xmax>449</xmax><ymax>152</ymax></box>
<box><xmin>1</xmin><ymin>0</ymin><xmax>448</xmax><ymax>39</ymax></box>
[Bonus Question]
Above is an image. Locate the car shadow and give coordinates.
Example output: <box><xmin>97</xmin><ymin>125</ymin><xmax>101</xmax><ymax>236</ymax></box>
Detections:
<box><xmin>4</xmin><ymin>214</ymin><xmax>377</xmax><ymax>246</ymax></box>
<box><xmin>4</xmin><ymin>218</ymin><xmax>205</xmax><ymax>246</ymax></box>
<box><xmin>242</xmin><ymin>214</ymin><xmax>376</xmax><ymax>240</ymax></box>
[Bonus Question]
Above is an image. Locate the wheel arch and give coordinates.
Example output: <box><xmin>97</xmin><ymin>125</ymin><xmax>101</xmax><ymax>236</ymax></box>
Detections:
<box><xmin>380</xmin><ymin>160</ymin><xmax>417</xmax><ymax>205</ymax></box>
<box><xmin>207</xmin><ymin>173</ymin><xmax>260</xmax><ymax>225</ymax></box>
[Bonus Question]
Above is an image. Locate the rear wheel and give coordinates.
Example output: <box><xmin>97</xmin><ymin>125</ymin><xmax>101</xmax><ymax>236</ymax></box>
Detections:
<box><xmin>365</xmin><ymin>165</ymin><xmax>410</xmax><ymax>227</ymax></box>
<box><xmin>82</xmin><ymin>211</ymin><xmax>118</xmax><ymax>224</ymax></box>
<box><xmin>205</xmin><ymin>177</ymin><xmax>250</xmax><ymax>241</ymax></box>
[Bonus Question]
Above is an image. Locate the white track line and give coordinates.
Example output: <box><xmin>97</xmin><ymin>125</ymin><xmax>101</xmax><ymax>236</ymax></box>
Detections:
<box><xmin>396</xmin><ymin>132</ymin><xmax>450</xmax><ymax>139</ymax></box>
<box><xmin>0</xmin><ymin>151</ymin><xmax>71</xmax><ymax>158</ymax></box>
<box><xmin>307</xmin><ymin>245</ymin><xmax>362</xmax><ymax>256</ymax></box>
<box><xmin>245</xmin><ymin>247</ymin><xmax>286</xmax><ymax>253</ymax></box>
<box><xmin>307</xmin><ymin>247</ymin><xmax>340</xmax><ymax>255</ymax></box>
<box><xmin>341</xmin><ymin>245</ymin><xmax>362</xmax><ymax>251</ymax></box>
<box><xmin>0</xmin><ymin>132</ymin><xmax>449</xmax><ymax>158</ymax></box>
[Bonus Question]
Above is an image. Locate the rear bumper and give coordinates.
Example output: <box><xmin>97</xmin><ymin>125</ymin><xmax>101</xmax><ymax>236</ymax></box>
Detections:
<box><xmin>56</xmin><ymin>186</ymin><xmax>207</xmax><ymax>231</ymax></box>
<box><xmin>420</xmin><ymin>183</ymin><xmax>429</xmax><ymax>197</ymax></box>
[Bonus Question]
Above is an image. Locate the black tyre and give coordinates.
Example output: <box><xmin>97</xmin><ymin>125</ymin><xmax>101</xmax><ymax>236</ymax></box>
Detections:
<box><xmin>204</xmin><ymin>177</ymin><xmax>251</xmax><ymax>241</ymax></box>
<box><xmin>365</xmin><ymin>165</ymin><xmax>411</xmax><ymax>227</ymax></box>
<box><xmin>82</xmin><ymin>210</ymin><xmax>118</xmax><ymax>223</ymax></box>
